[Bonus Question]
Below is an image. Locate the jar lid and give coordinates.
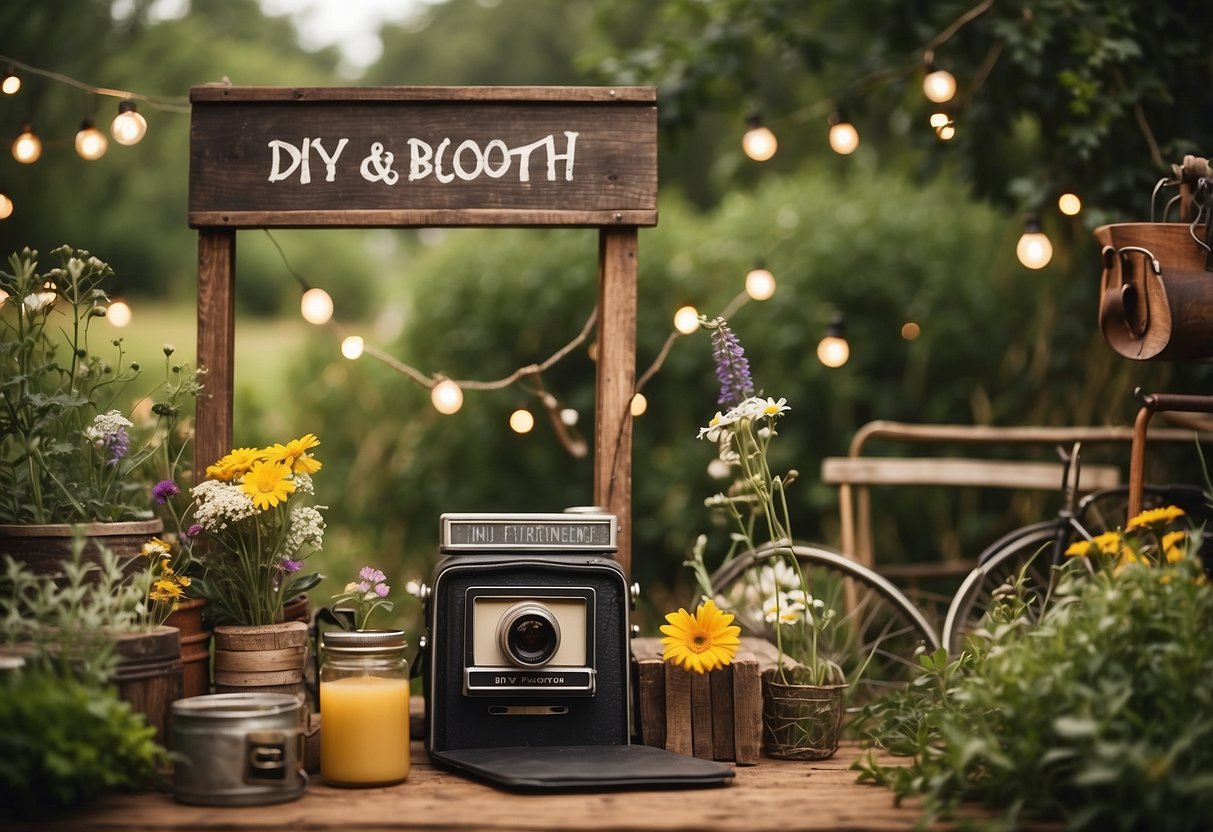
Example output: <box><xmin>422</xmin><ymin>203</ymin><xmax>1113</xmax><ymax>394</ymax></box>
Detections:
<box><xmin>322</xmin><ymin>628</ymin><xmax>408</xmax><ymax>654</ymax></box>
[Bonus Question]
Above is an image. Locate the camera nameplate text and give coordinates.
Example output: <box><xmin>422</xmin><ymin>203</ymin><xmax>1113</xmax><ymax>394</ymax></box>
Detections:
<box><xmin>441</xmin><ymin>512</ymin><xmax>616</xmax><ymax>552</ymax></box>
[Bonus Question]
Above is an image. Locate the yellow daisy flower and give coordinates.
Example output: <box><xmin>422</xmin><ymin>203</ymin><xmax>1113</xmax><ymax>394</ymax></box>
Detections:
<box><xmin>1125</xmin><ymin>505</ymin><xmax>1185</xmax><ymax>532</ymax></box>
<box><xmin>264</xmin><ymin>433</ymin><xmax>323</xmax><ymax>475</ymax></box>
<box><xmin>1066</xmin><ymin>530</ymin><xmax>1126</xmax><ymax>559</ymax></box>
<box><xmin>141</xmin><ymin>537</ymin><xmax>170</xmax><ymax>559</ymax></box>
<box><xmin>240</xmin><ymin>460</ymin><xmax>297</xmax><ymax>510</ymax></box>
<box><xmin>1162</xmin><ymin>530</ymin><xmax>1187</xmax><ymax>564</ymax></box>
<box><xmin>660</xmin><ymin>599</ymin><xmax>742</xmax><ymax>673</ymax></box>
<box><xmin>206</xmin><ymin>447</ymin><xmax>267</xmax><ymax>481</ymax></box>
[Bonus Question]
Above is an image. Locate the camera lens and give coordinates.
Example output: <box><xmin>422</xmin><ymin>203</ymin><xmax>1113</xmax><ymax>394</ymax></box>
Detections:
<box><xmin>497</xmin><ymin>602</ymin><xmax>561</xmax><ymax>667</ymax></box>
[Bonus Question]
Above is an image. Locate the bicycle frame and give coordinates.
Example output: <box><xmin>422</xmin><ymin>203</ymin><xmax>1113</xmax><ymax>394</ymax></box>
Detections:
<box><xmin>1128</xmin><ymin>390</ymin><xmax>1213</xmax><ymax>517</ymax></box>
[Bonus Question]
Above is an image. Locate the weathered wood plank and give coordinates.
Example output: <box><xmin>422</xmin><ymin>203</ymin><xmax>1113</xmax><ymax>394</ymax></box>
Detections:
<box><xmin>710</xmin><ymin>662</ymin><xmax>736</xmax><ymax>762</ymax></box>
<box><xmin>187</xmin><ymin>208</ymin><xmax>657</xmax><ymax>228</ymax></box>
<box><xmin>689</xmin><ymin>668</ymin><xmax>714</xmax><ymax>759</ymax></box>
<box><xmin>190</xmin><ymin>86</ymin><xmax>657</xmax><ymax>104</ymax></box>
<box><xmin>662</xmin><ymin>658</ymin><xmax>693</xmax><ymax>756</ymax></box>
<box><xmin>821</xmin><ymin>457</ymin><xmax>1121</xmax><ymax>490</ymax></box>
<box><xmin>194</xmin><ymin>227</ymin><xmax>235</xmax><ymax>476</ymax></box>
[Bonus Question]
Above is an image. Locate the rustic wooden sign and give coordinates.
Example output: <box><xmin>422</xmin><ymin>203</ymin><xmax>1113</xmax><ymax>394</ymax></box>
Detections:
<box><xmin>188</xmin><ymin>86</ymin><xmax>657</xmax><ymax>228</ymax></box>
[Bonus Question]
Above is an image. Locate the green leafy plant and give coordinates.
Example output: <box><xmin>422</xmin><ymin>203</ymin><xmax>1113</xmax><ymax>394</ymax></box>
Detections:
<box><xmin>853</xmin><ymin>520</ymin><xmax>1213</xmax><ymax>830</ymax></box>
<box><xmin>0</xmin><ymin>245</ymin><xmax>202</xmax><ymax>524</ymax></box>
<box><xmin>0</xmin><ymin>665</ymin><xmax>170</xmax><ymax>818</ymax></box>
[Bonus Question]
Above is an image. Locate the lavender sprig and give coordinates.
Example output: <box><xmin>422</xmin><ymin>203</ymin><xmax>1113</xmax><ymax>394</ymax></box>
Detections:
<box><xmin>705</xmin><ymin>317</ymin><xmax>754</xmax><ymax>407</ymax></box>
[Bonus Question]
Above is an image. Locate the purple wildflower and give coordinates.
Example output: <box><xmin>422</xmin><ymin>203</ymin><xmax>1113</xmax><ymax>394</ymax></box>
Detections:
<box><xmin>374</xmin><ymin>582</ymin><xmax>390</xmax><ymax>597</ymax></box>
<box><xmin>152</xmin><ymin>479</ymin><xmax>180</xmax><ymax>505</ymax></box>
<box><xmin>359</xmin><ymin>566</ymin><xmax>386</xmax><ymax>583</ymax></box>
<box><xmin>279</xmin><ymin>558</ymin><xmax>303</xmax><ymax>574</ymax></box>
<box><xmin>356</xmin><ymin>580</ymin><xmax>371</xmax><ymax>593</ymax></box>
<box><xmin>710</xmin><ymin>320</ymin><xmax>754</xmax><ymax>407</ymax></box>
<box><xmin>106</xmin><ymin>427</ymin><xmax>130</xmax><ymax>464</ymax></box>
<box><xmin>186</xmin><ymin>524</ymin><xmax>203</xmax><ymax>538</ymax></box>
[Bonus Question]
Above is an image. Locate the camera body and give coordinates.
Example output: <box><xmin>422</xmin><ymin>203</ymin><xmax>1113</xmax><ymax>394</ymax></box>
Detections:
<box><xmin>424</xmin><ymin>512</ymin><xmax>631</xmax><ymax>753</ymax></box>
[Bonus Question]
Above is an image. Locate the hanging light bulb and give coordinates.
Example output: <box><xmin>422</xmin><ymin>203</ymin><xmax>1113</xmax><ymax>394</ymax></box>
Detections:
<box><xmin>75</xmin><ymin>118</ymin><xmax>108</xmax><ymax>161</ymax></box>
<box><xmin>817</xmin><ymin>313</ymin><xmax>850</xmax><ymax>368</ymax></box>
<box><xmin>431</xmin><ymin>379</ymin><xmax>463</xmax><ymax>414</ymax></box>
<box><xmin>111</xmin><ymin>100</ymin><xmax>147</xmax><ymax>146</ymax></box>
<box><xmin>745</xmin><ymin>264</ymin><xmax>776</xmax><ymax>300</ymax></box>
<box><xmin>106</xmin><ymin>299</ymin><xmax>132</xmax><ymax>327</ymax></box>
<box><xmin>0</xmin><ymin>190</ymin><xmax>12</xmax><ymax>221</ymax></box>
<box><xmin>1</xmin><ymin>65</ymin><xmax>20</xmax><ymax>95</ymax></box>
<box><xmin>12</xmin><ymin>123</ymin><xmax>41</xmax><ymax>164</ymax></box>
<box><xmin>741</xmin><ymin>113</ymin><xmax>777</xmax><ymax>162</ymax></box>
<box><xmin>828</xmin><ymin>111</ymin><xmax>859</xmax><ymax>155</ymax></box>
<box><xmin>300</xmin><ymin>287</ymin><xmax>334</xmax><ymax>325</ymax></box>
<box><xmin>509</xmin><ymin>407</ymin><xmax>535</xmax><ymax>434</ymax></box>
<box><xmin>559</xmin><ymin>407</ymin><xmax>579</xmax><ymax>426</ymax></box>
<box><xmin>673</xmin><ymin>305</ymin><xmax>700</xmax><ymax>335</ymax></box>
<box><xmin>929</xmin><ymin>112</ymin><xmax>956</xmax><ymax>141</ymax></box>
<box><xmin>1015</xmin><ymin>213</ymin><xmax>1054</xmax><ymax>269</ymax></box>
<box><xmin>341</xmin><ymin>335</ymin><xmax>364</xmax><ymax>359</ymax></box>
<box><xmin>900</xmin><ymin>321</ymin><xmax>921</xmax><ymax>341</ymax></box>
<box><xmin>922</xmin><ymin>63</ymin><xmax>957</xmax><ymax>104</ymax></box>
<box><xmin>1058</xmin><ymin>192</ymin><xmax>1082</xmax><ymax>216</ymax></box>
<box><xmin>630</xmin><ymin>392</ymin><xmax>648</xmax><ymax>417</ymax></box>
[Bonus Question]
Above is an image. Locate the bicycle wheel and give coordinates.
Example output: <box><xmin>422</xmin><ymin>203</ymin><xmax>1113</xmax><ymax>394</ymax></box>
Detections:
<box><xmin>709</xmin><ymin>543</ymin><xmax>938</xmax><ymax>704</ymax></box>
<box><xmin>942</xmin><ymin>484</ymin><xmax>1205</xmax><ymax>654</ymax></box>
<box><xmin>941</xmin><ymin>523</ymin><xmax>1059</xmax><ymax>655</ymax></box>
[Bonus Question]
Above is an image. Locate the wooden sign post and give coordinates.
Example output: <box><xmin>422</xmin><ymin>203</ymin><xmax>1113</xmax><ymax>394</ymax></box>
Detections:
<box><xmin>188</xmin><ymin>86</ymin><xmax>657</xmax><ymax>574</ymax></box>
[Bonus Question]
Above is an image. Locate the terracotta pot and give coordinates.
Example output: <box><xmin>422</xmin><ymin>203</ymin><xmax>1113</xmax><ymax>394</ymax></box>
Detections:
<box><xmin>112</xmin><ymin>624</ymin><xmax>184</xmax><ymax>747</ymax></box>
<box><xmin>0</xmin><ymin>518</ymin><xmax>164</xmax><ymax>581</ymax></box>
<box><xmin>212</xmin><ymin>621</ymin><xmax>309</xmax><ymax>700</ymax></box>
<box><xmin>165</xmin><ymin>597</ymin><xmax>212</xmax><ymax>699</ymax></box>
<box><xmin>760</xmin><ymin>674</ymin><xmax>846</xmax><ymax>760</ymax></box>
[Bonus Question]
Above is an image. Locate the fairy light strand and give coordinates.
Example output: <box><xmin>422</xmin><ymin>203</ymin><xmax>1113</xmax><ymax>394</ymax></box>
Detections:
<box><xmin>0</xmin><ymin>53</ymin><xmax>191</xmax><ymax>113</ymax></box>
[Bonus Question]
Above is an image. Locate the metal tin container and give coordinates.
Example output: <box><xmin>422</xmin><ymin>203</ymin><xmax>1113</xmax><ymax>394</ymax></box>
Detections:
<box><xmin>172</xmin><ymin>693</ymin><xmax>307</xmax><ymax>806</ymax></box>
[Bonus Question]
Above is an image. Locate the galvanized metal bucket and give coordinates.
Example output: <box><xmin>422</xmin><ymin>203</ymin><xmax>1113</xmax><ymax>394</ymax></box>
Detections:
<box><xmin>172</xmin><ymin>693</ymin><xmax>308</xmax><ymax>806</ymax></box>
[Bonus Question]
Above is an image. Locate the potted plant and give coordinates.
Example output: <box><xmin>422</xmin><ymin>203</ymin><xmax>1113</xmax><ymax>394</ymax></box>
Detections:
<box><xmin>0</xmin><ymin>245</ymin><xmax>202</xmax><ymax>576</ymax></box>
<box><xmin>674</xmin><ymin>317</ymin><xmax>855</xmax><ymax>760</ymax></box>
<box><xmin>176</xmin><ymin>435</ymin><xmax>325</xmax><ymax>697</ymax></box>
<box><xmin>1</xmin><ymin>535</ymin><xmax>183</xmax><ymax>818</ymax></box>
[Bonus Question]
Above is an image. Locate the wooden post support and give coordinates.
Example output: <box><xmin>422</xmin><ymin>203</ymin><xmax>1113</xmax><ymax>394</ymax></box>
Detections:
<box><xmin>595</xmin><ymin>227</ymin><xmax>637</xmax><ymax>578</ymax></box>
<box><xmin>195</xmin><ymin>227</ymin><xmax>236</xmax><ymax>478</ymax></box>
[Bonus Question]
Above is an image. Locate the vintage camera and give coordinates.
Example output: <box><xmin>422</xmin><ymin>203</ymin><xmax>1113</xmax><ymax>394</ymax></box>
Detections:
<box><xmin>422</xmin><ymin>511</ymin><xmax>632</xmax><ymax>753</ymax></box>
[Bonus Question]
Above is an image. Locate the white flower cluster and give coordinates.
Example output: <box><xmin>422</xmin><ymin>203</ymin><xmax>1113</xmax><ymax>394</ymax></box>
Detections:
<box><xmin>85</xmin><ymin>409</ymin><xmax>132</xmax><ymax>441</ymax></box>
<box><xmin>190</xmin><ymin>479</ymin><xmax>257</xmax><ymax>531</ymax></box>
<box><xmin>291</xmin><ymin>472</ymin><xmax>315</xmax><ymax>495</ymax></box>
<box><xmin>284</xmin><ymin>505</ymin><xmax>326</xmax><ymax>553</ymax></box>
<box><xmin>697</xmin><ymin>396</ymin><xmax>789</xmax><ymax>441</ymax></box>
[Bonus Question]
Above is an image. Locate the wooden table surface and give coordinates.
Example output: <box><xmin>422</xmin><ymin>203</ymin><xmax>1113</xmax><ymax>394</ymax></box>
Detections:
<box><xmin>18</xmin><ymin>741</ymin><xmax>937</xmax><ymax>832</ymax></box>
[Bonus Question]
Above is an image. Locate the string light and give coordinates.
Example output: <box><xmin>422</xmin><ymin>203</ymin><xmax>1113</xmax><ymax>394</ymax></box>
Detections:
<box><xmin>741</xmin><ymin>113</ymin><xmax>777</xmax><ymax>162</ymax></box>
<box><xmin>744</xmin><ymin>264</ymin><xmax>776</xmax><ymax>301</ymax></box>
<box><xmin>817</xmin><ymin>313</ymin><xmax>850</xmax><ymax>368</ymax></box>
<box><xmin>12</xmin><ymin>123</ymin><xmax>41</xmax><ymax>163</ymax></box>
<box><xmin>929</xmin><ymin>112</ymin><xmax>956</xmax><ymax>141</ymax></box>
<box><xmin>630</xmin><ymin>393</ymin><xmax>648</xmax><ymax>417</ymax></box>
<box><xmin>827</xmin><ymin>111</ymin><xmax>859</xmax><ymax>155</ymax></box>
<box><xmin>105</xmin><ymin>299</ymin><xmax>132</xmax><ymax>327</ymax></box>
<box><xmin>559</xmin><ymin>407</ymin><xmax>579</xmax><ymax>426</ymax></box>
<box><xmin>673</xmin><ymin>305</ymin><xmax>700</xmax><ymax>334</ymax></box>
<box><xmin>1</xmin><ymin>65</ymin><xmax>19</xmax><ymax>95</ymax></box>
<box><xmin>111</xmin><ymin>100</ymin><xmax>147</xmax><ymax>146</ymax></box>
<box><xmin>922</xmin><ymin>53</ymin><xmax>957</xmax><ymax>103</ymax></box>
<box><xmin>341</xmin><ymin>335</ymin><xmax>364</xmax><ymax>359</ymax></box>
<box><xmin>74</xmin><ymin>118</ymin><xmax>108</xmax><ymax>160</ymax></box>
<box><xmin>1058</xmin><ymin>192</ymin><xmax>1082</xmax><ymax>216</ymax></box>
<box><xmin>431</xmin><ymin>379</ymin><xmax>464</xmax><ymax>415</ymax></box>
<box><xmin>509</xmin><ymin>407</ymin><xmax>535</xmax><ymax>434</ymax></box>
<box><xmin>900</xmin><ymin>321</ymin><xmax>921</xmax><ymax>341</ymax></box>
<box><xmin>300</xmin><ymin>287</ymin><xmax>334</xmax><ymax>325</ymax></box>
<box><xmin>0</xmin><ymin>190</ymin><xmax>12</xmax><ymax>220</ymax></box>
<box><xmin>1015</xmin><ymin>213</ymin><xmax>1053</xmax><ymax>269</ymax></box>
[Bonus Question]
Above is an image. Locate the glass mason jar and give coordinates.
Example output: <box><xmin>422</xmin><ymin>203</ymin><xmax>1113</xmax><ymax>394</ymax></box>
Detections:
<box><xmin>319</xmin><ymin>629</ymin><xmax>410</xmax><ymax>787</ymax></box>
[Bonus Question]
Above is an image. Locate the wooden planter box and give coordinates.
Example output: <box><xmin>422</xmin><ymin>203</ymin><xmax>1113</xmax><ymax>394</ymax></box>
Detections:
<box><xmin>632</xmin><ymin>637</ymin><xmax>787</xmax><ymax>765</ymax></box>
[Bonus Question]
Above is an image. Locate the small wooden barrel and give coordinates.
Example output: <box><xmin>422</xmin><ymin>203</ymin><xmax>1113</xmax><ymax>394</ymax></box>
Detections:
<box><xmin>112</xmin><ymin>625</ymin><xmax>184</xmax><ymax>746</ymax></box>
<box><xmin>165</xmin><ymin>597</ymin><xmax>212</xmax><ymax>699</ymax></box>
<box><xmin>212</xmin><ymin>621</ymin><xmax>308</xmax><ymax>700</ymax></box>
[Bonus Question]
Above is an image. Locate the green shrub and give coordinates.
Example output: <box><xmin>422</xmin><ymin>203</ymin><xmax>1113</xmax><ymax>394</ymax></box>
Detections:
<box><xmin>0</xmin><ymin>666</ymin><xmax>170</xmax><ymax>818</ymax></box>
<box><xmin>855</xmin><ymin>557</ymin><xmax>1213</xmax><ymax>830</ymax></box>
